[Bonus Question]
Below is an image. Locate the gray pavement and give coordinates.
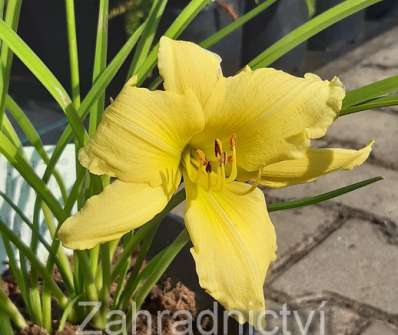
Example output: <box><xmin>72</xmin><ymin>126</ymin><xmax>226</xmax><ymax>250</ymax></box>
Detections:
<box><xmin>264</xmin><ymin>26</ymin><xmax>398</xmax><ymax>334</ymax></box>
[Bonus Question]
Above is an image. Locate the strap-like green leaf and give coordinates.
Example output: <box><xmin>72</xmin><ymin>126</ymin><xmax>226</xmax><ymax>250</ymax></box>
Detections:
<box><xmin>127</xmin><ymin>0</ymin><xmax>168</xmax><ymax>78</ymax></box>
<box><xmin>133</xmin><ymin>229</ymin><xmax>189</xmax><ymax>310</ymax></box>
<box><xmin>0</xmin><ymin>19</ymin><xmax>86</xmax><ymax>145</ymax></box>
<box><xmin>0</xmin><ymin>131</ymin><xmax>65</xmax><ymax>221</ymax></box>
<box><xmin>64</xmin><ymin>0</ymin><xmax>81</xmax><ymax>109</ymax></box>
<box><xmin>341</xmin><ymin>95</ymin><xmax>398</xmax><ymax>115</ymax></box>
<box><xmin>201</xmin><ymin>0</ymin><xmax>279</xmax><ymax>49</ymax></box>
<box><xmin>249</xmin><ymin>0</ymin><xmax>382</xmax><ymax>69</ymax></box>
<box><xmin>268</xmin><ymin>176</ymin><xmax>383</xmax><ymax>212</ymax></box>
<box><xmin>5</xmin><ymin>95</ymin><xmax>68</xmax><ymax>200</ymax></box>
<box><xmin>88</xmin><ymin>0</ymin><xmax>109</xmax><ymax>136</ymax></box>
<box><xmin>0</xmin><ymin>219</ymin><xmax>67</xmax><ymax>307</ymax></box>
<box><xmin>0</xmin><ymin>191</ymin><xmax>74</xmax><ymax>292</ymax></box>
<box><xmin>343</xmin><ymin>75</ymin><xmax>398</xmax><ymax>108</ymax></box>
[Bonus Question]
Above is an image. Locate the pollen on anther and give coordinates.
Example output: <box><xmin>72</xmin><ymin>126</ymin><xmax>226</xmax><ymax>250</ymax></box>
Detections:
<box><xmin>230</xmin><ymin>134</ymin><xmax>237</xmax><ymax>149</ymax></box>
<box><xmin>215</xmin><ymin>139</ymin><xmax>223</xmax><ymax>158</ymax></box>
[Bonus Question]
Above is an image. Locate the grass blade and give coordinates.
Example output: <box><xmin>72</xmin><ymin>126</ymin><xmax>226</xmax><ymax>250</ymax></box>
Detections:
<box><xmin>201</xmin><ymin>0</ymin><xmax>279</xmax><ymax>49</ymax></box>
<box><xmin>341</xmin><ymin>95</ymin><xmax>398</xmax><ymax>115</ymax></box>
<box><xmin>64</xmin><ymin>0</ymin><xmax>81</xmax><ymax>109</ymax></box>
<box><xmin>133</xmin><ymin>229</ymin><xmax>189</xmax><ymax>310</ymax></box>
<box><xmin>0</xmin><ymin>285</ymin><xmax>27</xmax><ymax>330</ymax></box>
<box><xmin>249</xmin><ymin>0</ymin><xmax>382</xmax><ymax>69</ymax></box>
<box><xmin>88</xmin><ymin>0</ymin><xmax>109</xmax><ymax>136</ymax></box>
<box><xmin>0</xmin><ymin>219</ymin><xmax>67</xmax><ymax>307</ymax></box>
<box><xmin>5</xmin><ymin>95</ymin><xmax>68</xmax><ymax>200</ymax></box>
<box><xmin>343</xmin><ymin>75</ymin><xmax>398</xmax><ymax>108</ymax></box>
<box><xmin>127</xmin><ymin>0</ymin><xmax>168</xmax><ymax>78</ymax></box>
<box><xmin>0</xmin><ymin>191</ymin><xmax>74</xmax><ymax>292</ymax></box>
<box><xmin>0</xmin><ymin>0</ymin><xmax>21</xmax><ymax>126</ymax></box>
<box><xmin>268</xmin><ymin>176</ymin><xmax>383</xmax><ymax>212</ymax></box>
<box><xmin>0</xmin><ymin>131</ymin><xmax>65</xmax><ymax>221</ymax></box>
<box><xmin>0</xmin><ymin>19</ymin><xmax>86</xmax><ymax>145</ymax></box>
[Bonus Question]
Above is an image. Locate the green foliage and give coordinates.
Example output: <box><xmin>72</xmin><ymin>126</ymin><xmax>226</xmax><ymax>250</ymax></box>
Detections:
<box><xmin>305</xmin><ymin>0</ymin><xmax>317</xmax><ymax>17</ymax></box>
<box><xmin>0</xmin><ymin>0</ymin><xmax>392</xmax><ymax>332</ymax></box>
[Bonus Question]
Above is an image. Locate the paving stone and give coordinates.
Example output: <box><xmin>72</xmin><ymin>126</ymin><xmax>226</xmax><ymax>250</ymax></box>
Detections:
<box><xmin>338</xmin><ymin>65</ymin><xmax>398</xmax><ymax>91</ymax></box>
<box><xmin>171</xmin><ymin>200</ymin><xmax>185</xmax><ymax>217</ymax></box>
<box><xmin>252</xmin><ymin>301</ymin><xmax>360</xmax><ymax>335</ymax></box>
<box><xmin>325</xmin><ymin>110</ymin><xmax>398</xmax><ymax>169</ymax></box>
<box><xmin>267</xmin><ymin>162</ymin><xmax>398</xmax><ymax>223</ymax></box>
<box><xmin>362</xmin><ymin>321</ymin><xmax>398</xmax><ymax>335</ymax></box>
<box><xmin>316</xmin><ymin>26</ymin><xmax>398</xmax><ymax>91</ymax></box>
<box><xmin>317</xmin><ymin>26</ymin><xmax>398</xmax><ymax>80</ymax></box>
<box><xmin>359</xmin><ymin>37</ymin><xmax>398</xmax><ymax>71</ymax></box>
<box><xmin>271</xmin><ymin>219</ymin><xmax>398</xmax><ymax>315</ymax></box>
<box><xmin>269</xmin><ymin>206</ymin><xmax>337</xmax><ymax>257</ymax></box>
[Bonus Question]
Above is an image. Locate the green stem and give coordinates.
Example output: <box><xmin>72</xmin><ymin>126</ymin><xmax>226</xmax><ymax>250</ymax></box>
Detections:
<box><xmin>0</xmin><ymin>220</ymin><xmax>68</xmax><ymax>307</ymax></box>
<box><xmin>64</xmin><ymin>0</ymin><xmax>80</xmax><ymax>109</ymax></box>
<box><xmin>29</xmin><ymin>273</ymin><xmax>43</xmax><ymax>326</ymax></box>
<box><xmin>42</xmin><ymin>285</ymin><xmax>52</xmax><ymax>333</ymax></box>
<box><xmin>0</xmin><ymin>0</ymin><xmax>21</xmax><ymax>126</ymax></box>
<box><xmin>0</xmin><ymin>313</ymin><xmax>14</xmax><ymax>335</ymax></box>
<box><xmin>0</xmin><ymin>282</ymin><xmax>27</xmax><ymax>330</ymax></box>
<box><xmin>89</xmin><ymin>0</ymin><xmax>108</xmax><ymax>136</ymax></box>
<box><xmin>99</xmin><ymin>243</ymin><xmax>111</xmax><ymax>324</ymax></box>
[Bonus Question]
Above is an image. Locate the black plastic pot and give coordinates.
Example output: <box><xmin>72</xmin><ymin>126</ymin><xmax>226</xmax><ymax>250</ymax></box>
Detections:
<box><xmin>241</xmin><ymin>0</ymin><xmax>308</xmax><ymax>75</ymax></box>
<box><xmin>308</xmin><ymin>0</ymin><xmax>365</xmax><ymax>51</ymax></box>
<box><xmin>11</xmin><ymin>0</ymin><xmax>127</xmax><ymax>100</ymax></box>
<box><xmin>366</xmin><ymin>0</ymin><xmax>398</xmax><ymax>20</ymax></box>
<box><xmin>159</xmin><ymin>0</ymin><xmax>244</xmax><ymax>76</ymax></box>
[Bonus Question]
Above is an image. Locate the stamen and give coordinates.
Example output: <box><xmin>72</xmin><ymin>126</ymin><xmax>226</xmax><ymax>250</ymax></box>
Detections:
<box><xmin>215</xmin><ymin>139</ymin><xmax>223</xmax><ymax>158</ymax></box>
<box><xmin>226</xmin><ymin>134</ymin><xmax>237</xmax><ymax>183</ymax></box>
<box><xmin>205</xmin><ymin>161</ymin><xmax>212</xmax><ymax>173</ymax></box>
<box><xmin>230</xmin><ymin>134</ymin><xmax>237</xmax><ymax>149</ymax></box>
<box><xmin>182</xmin><ymin>150</ymin><xmax>198</xmax><ymax>182</ymax></box>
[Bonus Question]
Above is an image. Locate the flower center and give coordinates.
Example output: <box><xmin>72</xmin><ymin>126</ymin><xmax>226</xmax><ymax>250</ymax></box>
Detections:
<box><xmin>182</xmin><ymin>135</ymin><xmax>238</xmax><ymax>191</ymax></box>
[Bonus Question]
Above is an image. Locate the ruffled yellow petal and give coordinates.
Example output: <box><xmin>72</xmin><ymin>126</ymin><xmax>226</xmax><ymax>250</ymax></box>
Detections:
<box><xmin>58</xmin><ymin>181</ymin><xmax>170</xmax><ymax>250</ymax></box>
<box><xmin>79</xmin><ymin>78</ymin><xmax>204</xmax><ymax>188</ymax></box>
<box><xmin>184</xmin><ymin>179</ymin><xmax>277</xmax><ymax>326</ymax></box>
<box><xmin>158</xmin><ymin>36</ymin><xmax>222</xmax><ymax>106</ymax></box>
<box><xmin>239</xmin><ymin>142</ymin><xmax>373</xmax><ymax>188</ymax></box>
<box><xmin>191</xmin><ymin>68</ymin><xmax>345</xmax><ymax>172</ymax></box>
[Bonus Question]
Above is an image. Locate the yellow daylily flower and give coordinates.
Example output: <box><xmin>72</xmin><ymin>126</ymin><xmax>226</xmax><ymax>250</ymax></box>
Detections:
<box><xmin>58</xmin><ymin>37</ymin><xmax>372</xmax><ymax>326</ymax></box>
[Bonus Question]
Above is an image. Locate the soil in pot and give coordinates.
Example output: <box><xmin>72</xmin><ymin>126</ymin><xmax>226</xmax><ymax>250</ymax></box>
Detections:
<box><xmin>11</xmin><ymin>277</ymin><xmax>199</xmax><ymax>335</ymax></box>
